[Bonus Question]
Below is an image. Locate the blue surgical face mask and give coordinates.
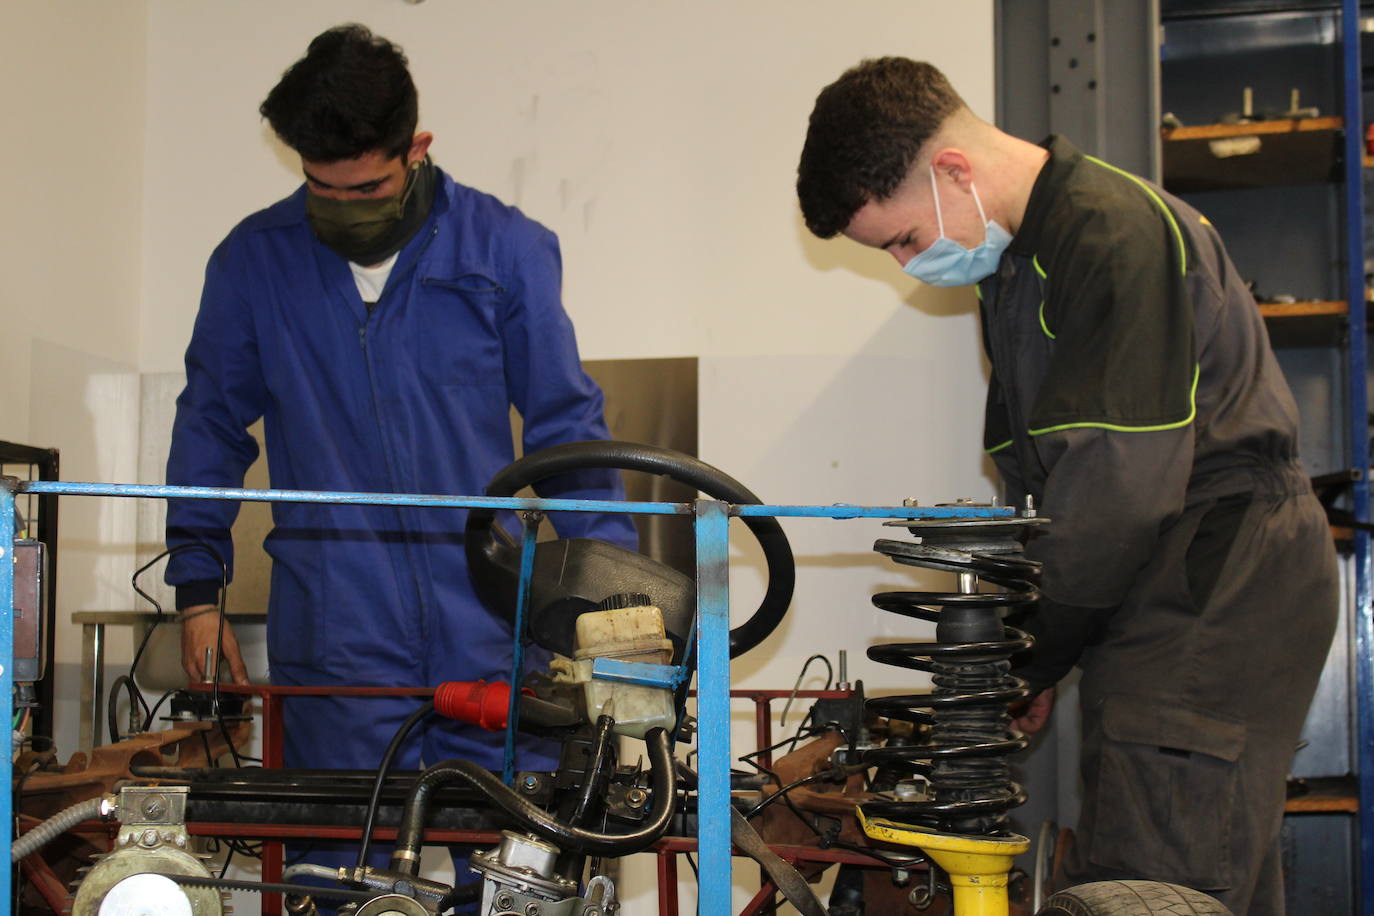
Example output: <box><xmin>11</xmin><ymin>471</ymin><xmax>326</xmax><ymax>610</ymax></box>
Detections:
<box><xmin>901</xmin><ymin>167</ymin><xmax>1012</xmax><ymax>287</ymax></box>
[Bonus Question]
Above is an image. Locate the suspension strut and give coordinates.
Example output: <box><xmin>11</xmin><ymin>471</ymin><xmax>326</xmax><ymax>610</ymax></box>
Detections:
<box><xmin>861</xmin><ymin>509</ymin><xmax>1046</xmax><ymax>838</ymax></box>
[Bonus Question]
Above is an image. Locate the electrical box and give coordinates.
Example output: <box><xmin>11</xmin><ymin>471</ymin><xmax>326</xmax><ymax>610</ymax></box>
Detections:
<box><xmin>13</xmin><ymin>540</ymin><xmax>44</xmax><ymax>683</ymax></box>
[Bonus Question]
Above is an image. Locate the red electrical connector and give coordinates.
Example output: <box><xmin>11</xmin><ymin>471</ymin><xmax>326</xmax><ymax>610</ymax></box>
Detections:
<box><xmin>433</xmin><ymin>680</ymin><xmax>531</xmax><ymax>731</ymax></box>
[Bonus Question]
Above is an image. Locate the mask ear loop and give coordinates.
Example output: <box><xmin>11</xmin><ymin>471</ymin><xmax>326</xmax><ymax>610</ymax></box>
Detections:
<box><xmin>927</xmin><ymin>166</ymin><xmax>947</xmax><ymax>239</ymax></box>
<box><xmin>970</xmin><ymin>182</ymin><xmax>990</xmax><ymax>225</ymax></box>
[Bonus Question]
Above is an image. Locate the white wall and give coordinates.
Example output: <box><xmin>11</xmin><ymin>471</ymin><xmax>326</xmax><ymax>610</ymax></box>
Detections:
<box><xmin>4</xmin><ymin>0</ymin><xmax>148</xmax><ymax>758</ymax></box>
<box><xmin>143</xmin><ymin>0</ymin><xmax>996</xmax><ymax>910</ymax></box>
<box><xmin>140</xmin><ymin>1</ymin><xmax>995</xmax><ymax>371</ymax></box>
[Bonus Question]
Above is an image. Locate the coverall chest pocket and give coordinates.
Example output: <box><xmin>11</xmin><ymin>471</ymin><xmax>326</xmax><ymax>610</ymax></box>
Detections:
<box><xmin>417</xmin><ymin>275</ymin><xmax>507</xmax><ymax>387</ymax></box>
<box><xmin>1089</xmin><ymin>695</ymin><xmax>1245</xmax><ymax>890</ymax></box>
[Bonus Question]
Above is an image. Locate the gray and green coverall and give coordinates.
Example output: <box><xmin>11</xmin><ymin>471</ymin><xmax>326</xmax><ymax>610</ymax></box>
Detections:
<box><xmin>979</xmin><ymin>135</ymin><xmax>1338</xmax><ymax>916</ymax></box>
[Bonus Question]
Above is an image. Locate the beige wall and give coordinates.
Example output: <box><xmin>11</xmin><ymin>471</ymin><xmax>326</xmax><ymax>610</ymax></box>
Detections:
<box><xmin>3</xmin><ymin>0</ymin><xmax>148</xmax><ymax>762</ymax></box>
<box><xmin>139</xmin><ymin>1</ymin><xmax>996</xmax><ymax>371</ymax></box>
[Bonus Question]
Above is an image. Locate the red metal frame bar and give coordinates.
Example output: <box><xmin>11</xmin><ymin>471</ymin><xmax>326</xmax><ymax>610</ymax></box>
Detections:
<box><xmin>19</xmin><ymin>853</ymin><xmax>72</xmax><ymax>913</ymax></box>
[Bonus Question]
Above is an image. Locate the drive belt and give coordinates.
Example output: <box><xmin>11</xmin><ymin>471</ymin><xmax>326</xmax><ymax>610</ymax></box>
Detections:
<box><xmin>159</xmin><ymin>871</ymin><xmax>380</xmax><ymax>903</ymax></box>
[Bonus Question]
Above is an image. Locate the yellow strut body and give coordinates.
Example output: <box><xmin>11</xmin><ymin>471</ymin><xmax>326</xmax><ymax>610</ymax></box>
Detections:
<box><xmin>858</xmin><ymin>809</ymin><xmax>1029</xmax><ymax>916</ymax></box>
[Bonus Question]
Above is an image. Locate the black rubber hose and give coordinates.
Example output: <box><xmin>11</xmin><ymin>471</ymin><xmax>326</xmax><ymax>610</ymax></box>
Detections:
<box><xmin>107</xmin><ymin>675</ymin><xmax>147</xmax><ymax>744</ymax></box>
<box><xmin>390</xmin><ymin>727</ymin><xmax>675</xmax><ymax>871</ymax></box>
<box><xmin>569</xmin><ymin>715</ymin><xmax>616</xmax><ymax>827</ymax></box>
<box><xmin>355</xmin><ymin>700</ymin><xmax>434</xmax><ymax>872</ymax></box>
<box><xmin>465</xmin><ymin>440</ymin><xmax>795</xmax><ymax>657</ymax></box>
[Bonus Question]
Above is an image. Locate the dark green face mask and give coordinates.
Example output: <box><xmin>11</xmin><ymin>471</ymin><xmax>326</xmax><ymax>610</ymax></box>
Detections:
<box><xmin>306</xmin><ymin>157</ymin><xmax>436</xmax><ymax>265</ymax></box>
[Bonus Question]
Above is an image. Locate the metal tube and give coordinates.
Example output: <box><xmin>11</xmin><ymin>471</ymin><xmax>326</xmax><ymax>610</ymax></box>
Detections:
<box><xmin>92</xmin><ymin>624</ymin><xmax>105</xmax><ymax>747</ymax></box>
<box><xmin>1341</xmin><ymin>2</ymin><xmax>1374</xmax><ymax>910</ymax></box>
<box><xmin>694</xmin><ymin>499</ymin><xmax>731</xmax><ymax>915</ymax></box>
<box><xmin>16</xmin><ymin>480</ymin><xmax>1016</xmax><ymax>521</ymax></box>
<box><xmin>503</xmin><ymin>512</ymin><xmax>541</xmax><ymax>786</ymax></box>
<box><xmin>0</xmin><ymin>480</ymin><xmax>15</xmax><ymax>903</ymax></box>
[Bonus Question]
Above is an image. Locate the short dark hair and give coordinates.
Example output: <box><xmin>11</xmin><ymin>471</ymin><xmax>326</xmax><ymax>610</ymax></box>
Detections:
<box><xmin>260</xmin><ymin>24</ymin><xmax>418</xmax><ymax>162</ymax></box>
<box><xmin>797</xmin><ymin>58</ymin><xmax>966</xmax><ymax>239</ymax></box>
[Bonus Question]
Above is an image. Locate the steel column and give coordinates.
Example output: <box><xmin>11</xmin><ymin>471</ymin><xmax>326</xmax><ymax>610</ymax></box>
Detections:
<box><xmin>1341</xmin><ymin>2</ymin><xmax>1374</xmax><ymax>912</ymax></box>
<box><xmin>694</xmin><ymin>499</ymin><xmax>732</xmax><ymax>915</ymax></box>
<box><xmin>504</xmin><ymin>512</ymin><xmax>542</xmax><ymax>786</ymax></box>
<box><xmin>0</xmin><ymin>479</ymin><xmax>16</xmax><ymax>906</ymax></box>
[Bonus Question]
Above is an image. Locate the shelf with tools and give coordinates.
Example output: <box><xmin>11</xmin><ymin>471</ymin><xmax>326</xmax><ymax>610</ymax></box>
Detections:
<box><xmin>1157</xmin><ymin>3</ymin><xmax>1372</xmax><ymax>910</ymax></box>
<box><xmin>1161</xmin><ymin>116</ymin><xmax>1344</xmax><ymax>192</ymax></box>
<box><xmin>1285</xmin><ymin>777</ymin><xmax>1360</xmax><ymax>815</ymax></box>
<box><xmin>1259</xmin><ymin>299</ymin><xmax>1369</xmax><ymax>346</ymax></box>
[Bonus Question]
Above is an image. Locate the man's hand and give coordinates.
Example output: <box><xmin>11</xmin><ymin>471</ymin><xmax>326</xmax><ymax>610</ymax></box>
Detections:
<box><xmin>179</xmin><ymin>605</ymin><xmax>250</xmax><ymax>685</ymax></box>
<box><xmin>1010</xmin><ymin>687</ymin><xmax>1056</xmax><ymax>736</ymax></box>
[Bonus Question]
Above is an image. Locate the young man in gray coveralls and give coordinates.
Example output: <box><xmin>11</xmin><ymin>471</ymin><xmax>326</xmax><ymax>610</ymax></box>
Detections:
<box><xmin>796</xmin><ymin>57</ymin><xmax>1338</xmax><ymax>916</ymax></box>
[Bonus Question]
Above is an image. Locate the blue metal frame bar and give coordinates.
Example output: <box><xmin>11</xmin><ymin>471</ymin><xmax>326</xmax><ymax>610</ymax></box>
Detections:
<box><xmin>0</xmin><ymin>482</ymin><xmax>15</xmax><ymax>905</ymax></box>
<box><xmin>15</xmin><ymin>481</ymin><xmax>1015</xmax><ymax>522</ymax></box>
<box><xmin>503</xmin><ymin>513</ymin><xmax>542</xmax><ymax>786</ymax></box>
<box><xmin>733</xmin><ymin>503</ymin><xmax>1014</xmax><ymax>519</ymax></box>
<box><xmin>693</xmin><ymin>499</ymin><xmax>732</xmax><ymax>916</ymax></box>
<box><xmin>590</xmin><ymin>658</ymin><xmax>681</xmax><ymax>690</ymax></box>
<box><xmin>1341</xmin><ymin>2</ymin><xmax>1374</xmax><ymax>910</ymax></box>
<box><xmin>17</xmin><ymin>481</ymin><xmax>687</xmax><ymax>516</ymax></box>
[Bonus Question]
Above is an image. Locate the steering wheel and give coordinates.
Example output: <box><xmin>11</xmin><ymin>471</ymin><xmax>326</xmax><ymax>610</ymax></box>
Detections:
<box><xmin>465</xmin><ymin>440</ymin><xmax>795</xmax><ymax>659</ymax></box>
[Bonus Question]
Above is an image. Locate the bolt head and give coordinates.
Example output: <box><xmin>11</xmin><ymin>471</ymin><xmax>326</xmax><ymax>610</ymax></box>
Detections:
<box><xmin>139</xmin><ymin>828</ymin><xmax>160</xmax><ymax>848</ymax></box>
<box><xmin>141</xmin><ymin>794</ymin><xmax>168</xmax><ymax>819</ymax></box>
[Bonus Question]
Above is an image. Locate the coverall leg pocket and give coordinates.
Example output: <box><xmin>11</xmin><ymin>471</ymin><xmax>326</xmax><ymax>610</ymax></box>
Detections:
<box><xmin>1087</xmin><ymin>695</ymin><xmax>1245</xmax><ymax>891</ymax></box>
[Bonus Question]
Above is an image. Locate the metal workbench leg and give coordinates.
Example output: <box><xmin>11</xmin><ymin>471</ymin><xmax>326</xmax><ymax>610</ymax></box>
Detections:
<box><xmin>2</xmin><ymin>480</ymin><xmax>18</xmax><ymax>904</ymax></box>
<box><xmin>79</xmin><ymin>622</ymin><xmax>105</xmax><ymax>753</ymax></box>
<box><xmin>694</xmin><ymin>499</ymin><xmax>731</xmax><ymax>915</ymax></box>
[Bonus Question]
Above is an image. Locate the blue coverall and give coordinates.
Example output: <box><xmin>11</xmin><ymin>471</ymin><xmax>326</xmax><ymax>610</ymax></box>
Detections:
<box><xmin>164</xmin><ymin>166</ymin><xmax>637</xmax><ymax>878</ymax></box>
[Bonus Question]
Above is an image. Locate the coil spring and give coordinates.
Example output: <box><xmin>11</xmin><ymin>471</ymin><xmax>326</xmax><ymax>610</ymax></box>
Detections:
<box><xmin>861</xmin><ymin>516</ymin><xmax>1043</xmax><ymax>837</ymax></box>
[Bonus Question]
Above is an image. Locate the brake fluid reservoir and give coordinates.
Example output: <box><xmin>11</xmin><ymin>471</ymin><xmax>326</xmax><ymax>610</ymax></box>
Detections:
<box><xmin>573</xmin><ymin>594</ymin><xmax>677</xmax><ymax>739</ymax></box>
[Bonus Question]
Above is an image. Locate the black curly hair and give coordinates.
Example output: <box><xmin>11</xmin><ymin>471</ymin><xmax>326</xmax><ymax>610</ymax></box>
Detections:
<box><xmin>797</xmin><ymin>58</ymin><xmax>966</xmax><ymax>239</ymax></box>
<box><xmin>260</xmin><ymin>24</ymin><xmax>418</xmax><ymax>163</ymax></box>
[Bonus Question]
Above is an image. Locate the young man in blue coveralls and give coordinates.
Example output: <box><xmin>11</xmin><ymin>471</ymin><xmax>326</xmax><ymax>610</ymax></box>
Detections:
<box><xmin>163</xmin><ymin>23</ymin><xmax>636</xmax><ymax>896</ymax></box>
<box><xmin>797</xmin><ymin>58</ymin><xmax>1337</xmax><ymax>916</ymax></box>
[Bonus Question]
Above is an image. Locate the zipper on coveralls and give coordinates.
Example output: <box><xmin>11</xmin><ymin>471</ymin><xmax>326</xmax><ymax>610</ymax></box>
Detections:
<box><xmin>358</xmin><ymin>322</ymin><xmax>433</xmax><ymax>649</ymax></box>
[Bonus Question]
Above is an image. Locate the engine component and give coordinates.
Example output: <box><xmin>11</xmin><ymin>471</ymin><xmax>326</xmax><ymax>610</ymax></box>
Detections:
<box><xmin>390</xmin><ymin>727</ymin><xmax>675</xmax><ymax>865</ymax></box>
<box><xmin>469</xmin><ymin>832</ymin><xmax>617</xmax><ymax>916</ymax></box>
<box><xmin>862</xmin><ymin>510</ymin><xmax>1044</xmax><ymax>836</ymax></box>
<box><xmin>71</xmin><ymin>786</ymin><xmax>224</xmax><ymax>916</ymax></box>
<box><xmin>550</xmin><ymin>595</ymin><xmax>677</xmax><ymax>739</ymax></box>
<box><xmin>14</xmin><ymin>538</ymin><xmax>45</xmax><ymax>682</ymax></box>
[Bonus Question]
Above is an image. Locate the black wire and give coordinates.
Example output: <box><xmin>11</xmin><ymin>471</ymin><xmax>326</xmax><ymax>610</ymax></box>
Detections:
<box><xmin>736</xmin><ymin>708</ymin><xmax>816</xmax><ymax>767</ymax></box>
<box><xmin>216</xmin><ymin>712</ymin><xmax>248</xmax><ymax>767</ymax></box>
<box><xmin>142</xmin><ymin>689</ymin><xmax>179</xmax><ymax>730</ymax></box>
<box><xmin>742</xmin><ymin>766</ymin><xmax>864</xmax><ymax>820</ymax></box>
<box><xmin>107</xmin><ymin>675</ymin><xmax>149</xmax><ymax>744</ymax></box>
<box><xmin>737</xmin><ymin>757</ymin><xmax>923</xmax><ymax>869</ymax></box>
<box><xmin>131</xmin><ymin>542</ymin><xmax>254</xmax><ymax>773</ymax></box>
<box><xmin>685</xmin><ymin>851</ymin><xmax>699</xmax><ymax>882</ymax></box>
<box><xmin>130</xmin><ymin>543</ymin><xmax>229</xmax><ymax>683</ymax></box>
<box><xmin>218</xmin><ymin>845</ymin><xmax>235</xmax><ymax>880</ymax></box>
<box><xmin>355</xmin><ymin>700</ymin><xmax>435</xmax><ymax>872</ymax></box>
